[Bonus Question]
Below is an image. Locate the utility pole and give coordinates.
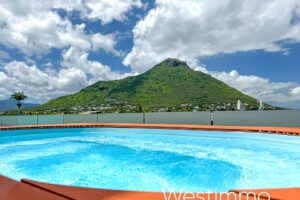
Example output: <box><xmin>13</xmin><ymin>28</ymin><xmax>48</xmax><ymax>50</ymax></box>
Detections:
<box><xmin>138</xmin><ymin>104</ymin><xmax>145</xmax><ymax>124</ymax></box>
<box><xmin>210</xmin><ymin>110</ymin><xmax>214</xmax><ymax>126</ymax></box>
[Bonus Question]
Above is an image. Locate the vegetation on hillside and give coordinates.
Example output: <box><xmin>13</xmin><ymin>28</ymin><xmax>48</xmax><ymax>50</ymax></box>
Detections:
<box><xmin>36</xmin><ymin>58</ymin><xmax>277</xmax><ymax>113</ymax></box>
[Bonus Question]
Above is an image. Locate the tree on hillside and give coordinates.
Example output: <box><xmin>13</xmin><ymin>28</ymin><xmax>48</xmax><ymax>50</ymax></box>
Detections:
<box><xmin>10</xmin><ymin>92</ymin><xmax>28</xmax><ymax>115</ymax></box>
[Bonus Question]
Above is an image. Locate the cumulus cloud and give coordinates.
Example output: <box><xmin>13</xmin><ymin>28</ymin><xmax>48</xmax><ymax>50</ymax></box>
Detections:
<box><xmin>0</xmin><ymin>0</ymin><xmax>300</xmax><ymax>108</ymax></box>
<box><xmin>124</xmin><ymin>0</ymin><xmax>300</xmax><ymax>73</ymax></box>
<box><xmin>0</xmin><ymin>0</ymin><xmax>143</xmax><ymax>102</ymax></box>
<box><xmin>291</xmin><ymin>87</ymin><xmax>300</xmax><ymax>96</ymax></box>
<box><xmin>206</xmin><ymin>70</ymin><xmax>300</xmax><ymax>103</ymax></box>
<box><xmin>44</xmin><ymin>62</ymin><xmax>53</xmax><ymax>67</ymax></box>
<box><xmin>61</xmin><ymin>47</ymin><xmax>135</xmax><ymax>85</ymax></box>
<box><xmin>0</xmin><ymin>48</ymin><xmax>134</xmax><ymax>102</ymax></box>
<box><xmin>0</xmin><ymin>0</ymin><xmax>141</xmax><ymax>56</ymax></box>
<box><xmin>121</xmin><ymin>0</ymin><xmax>300</xmax><ymax>106</ymax></box>
<box><xmin>85</xmin><ymin>0</ymin><xmax>143</xmax><ymax>24</ymax></box>
<box><xmin>91</xmin><ymin>33</ymin><xmax>120</xmax><ymax>55</ymax></box>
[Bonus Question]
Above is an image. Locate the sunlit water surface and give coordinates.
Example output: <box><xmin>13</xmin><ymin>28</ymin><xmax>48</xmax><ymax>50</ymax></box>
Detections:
<box><xmin>0</xmin><ymin>128</ymin><xmax>299</xmax><ymax>192</ymax></box>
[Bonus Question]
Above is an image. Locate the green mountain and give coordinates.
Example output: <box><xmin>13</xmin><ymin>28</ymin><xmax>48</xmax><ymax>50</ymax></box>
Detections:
<box><xmin>38</xmin><ymin>58</ymin><xmax>266</xmax><ymax>111</ymax></box>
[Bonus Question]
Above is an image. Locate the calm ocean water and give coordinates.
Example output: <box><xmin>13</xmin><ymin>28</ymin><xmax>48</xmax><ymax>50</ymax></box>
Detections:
<box><xmin>1</xmin><ymin>110</ymin><xmax>300</xmax><ymax>127</ymax></box>
<box><xmin>100</xmin><ymin>110</ymin><xmax>300</xmax><ymax>127</ymax></box>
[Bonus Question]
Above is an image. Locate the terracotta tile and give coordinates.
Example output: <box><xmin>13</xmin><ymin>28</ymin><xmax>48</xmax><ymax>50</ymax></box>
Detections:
<box><xmin>0</xmin><ymin>176</ymin><xmax>68</xmax><ymax>200</ymax></box>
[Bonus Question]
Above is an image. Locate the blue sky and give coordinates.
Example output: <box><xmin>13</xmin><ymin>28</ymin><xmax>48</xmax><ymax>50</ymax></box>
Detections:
<box><xmin>202</xmin><ymin>43</ymin><xmax>300</xmax><ymax>83</ymax></box>
<box><xmin>0</xmin><ymin>0</ymin><xmax>300</xmax><ymax>108</ymax></box>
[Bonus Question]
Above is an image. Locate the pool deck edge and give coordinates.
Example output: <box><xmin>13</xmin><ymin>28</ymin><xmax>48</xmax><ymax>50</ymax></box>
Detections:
<box><xmin>23</xmin><ymin>178</ymin><xmax>300</xmax><ymax>200</ymax></box>
<box><xmin>0</xmin><ymin>123</ymin><xmax>299</xmax><ymax>136</ymax></box>
<box><xmin>0</xmin><ymin>175</ymin><xmax>299</xmax><ymax>200</ymax></box>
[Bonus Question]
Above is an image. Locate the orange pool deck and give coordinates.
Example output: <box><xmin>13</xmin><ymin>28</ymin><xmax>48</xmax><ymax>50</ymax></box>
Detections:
<box><xmin>0</xmin><ymin>123</ymin><xmax>300</xmax><ymax>136</ymax></box>
<box><xmin>1</xmin><ymin>175</ymin><xmax>299</xmax><ymax>200</ymax></box>
<box><xmin>0</xmin><ymin>123</ymin><xmax>299</xmax><ymax>200</ymax></box>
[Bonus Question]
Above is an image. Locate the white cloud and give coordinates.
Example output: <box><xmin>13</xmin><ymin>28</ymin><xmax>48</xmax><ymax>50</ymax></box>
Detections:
<box><xmin>0</xmin><ymin>0</ymin><xmax>142</xmax><ymax>102</ymax></box>
<box><xmin>2</xmin><ymin>61</ymin><xmax>52</xmax><ymax>100</ymax></box>
<box><xmin>0</xmin><ymin>71</ymin><xmax>8</xmax><ymax>83</ymax></box>
<box><xmin>85</xmin><ymin>0</ymin><xmax>143</xmax><ymax>24</ymax></box>
<box><xmin>0</xmin><ymin>0</ymin><xmax>140</xmax><ymax>56</ymax></box>
<box><xmin>0</xmin><ymin>0</ymin><xmax>299</xmax><ymax>108</ymax></box>
<box><xmin>44</xmin><ymin>62</ymin><xmax>53</xmax><ymax>67</ymax></box>
<box><xmin>124</xmin><ymin>0</ymin><xmax>300</xmax><ymax>73</ymax></box>
<box><xmin>206</xmin><ymin>69</ymin><xmax>300</xmax><ymax>103</ymax></box>
<box><xmin>291</xmin><ymin>87</ymin><xmax>300</xmax><ymax>96</ymax></box>
<box><xmin>91</xmin><ymin>33</ymin><xmax>120</xmax><ymax>55</ymax></box>
<box><xmin>121</xmin><ymin>0</ymin><xmax>300</xmax><ymax>106</ymax></box>
<box><xmin>61</xmin><ymin>47</ymin><xmax>135</xmax><ymax>84</ymax></box>
<box><xmin>0</xmin><ymin>48</ymin><xmax>134</xmax><ymax>102</ymax></box>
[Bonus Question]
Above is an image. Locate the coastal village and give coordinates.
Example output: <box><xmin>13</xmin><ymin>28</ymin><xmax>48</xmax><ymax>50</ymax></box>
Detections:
<box><xmin>1</xmin><ymin>99</ymin><xmax>278</xmax><ymax>115</ymax></box>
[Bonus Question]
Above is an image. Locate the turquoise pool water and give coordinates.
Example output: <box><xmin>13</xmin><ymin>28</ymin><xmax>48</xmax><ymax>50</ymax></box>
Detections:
<box><xmin>0</xmin><ymin>128</ymin><xmax>299</xmax><ymax>192</ymax></box>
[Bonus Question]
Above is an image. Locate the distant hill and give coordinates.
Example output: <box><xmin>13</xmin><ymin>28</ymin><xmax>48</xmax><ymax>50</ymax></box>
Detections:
<box><xmin>38</xmin><ymin>58</ymin><xmax>272</xmax><ymax>111</ymax></box>
<box><xmin>0</xmin><ymin>99</ymin><xmax>39</xmax><ymax>112</ymax></box>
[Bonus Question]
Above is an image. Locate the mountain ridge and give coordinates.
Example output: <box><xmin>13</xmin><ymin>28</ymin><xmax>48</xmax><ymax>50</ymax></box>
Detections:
<box><xmin>37</xmin><ymin>58</ymin><xmax>273</xmax><ymax>112</ymax></box>
<box><xmin>0</xmin><ymin>99</ymin><xmax>39</xmax><ymax>112</ymax></box>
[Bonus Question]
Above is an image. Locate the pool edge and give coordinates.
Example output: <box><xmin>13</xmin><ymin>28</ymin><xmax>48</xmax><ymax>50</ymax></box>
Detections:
<box><xmin>0</xmin><ymin>123</ymin><xmax>299</xmax><ymax>136</ymax></box>
<box><xmin>0</xmin><ymin>175</ymin><xmax>299</xmax><ymax>200</ymax></box>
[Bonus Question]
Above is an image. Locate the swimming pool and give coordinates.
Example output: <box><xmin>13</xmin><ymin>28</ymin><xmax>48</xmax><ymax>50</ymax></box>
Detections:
<box><xmin>0</xmin><ymin>128</ymin><xmax>299</xmax><ymax>192</ymax></box>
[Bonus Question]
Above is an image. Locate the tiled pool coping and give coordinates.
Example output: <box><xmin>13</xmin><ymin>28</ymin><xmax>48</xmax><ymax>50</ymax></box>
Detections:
<box><xmin>0</xmin><ymin>123</ymin><xmax>300</xmax><ymax>136</ymax></box>
<box><xmin>0</xmin><ymin>123</ymin><xmax>299</xmax><ymax>200</ymax></box>
<box><xmin>1</xmin><ymin>175</ymin><xmax>299</xmax><ymax>200</ymax></box>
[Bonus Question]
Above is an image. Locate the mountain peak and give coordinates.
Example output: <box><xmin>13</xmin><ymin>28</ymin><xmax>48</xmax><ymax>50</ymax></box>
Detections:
<box><xmin>39</xmin><ymin>58</ymin><xmax>264</xmax><ymax>111</ymax></box>
<box><xmin>157</xmin><ymin>58</ymin><xmax>188</xmax><ymax>68</ymax></box>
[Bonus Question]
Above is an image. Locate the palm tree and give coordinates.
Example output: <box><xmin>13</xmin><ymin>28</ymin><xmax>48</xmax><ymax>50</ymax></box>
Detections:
<box><xmin>10</xmin><ymin>92</ymin><xmax>28</xmax><ymax>115</ymax></box>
